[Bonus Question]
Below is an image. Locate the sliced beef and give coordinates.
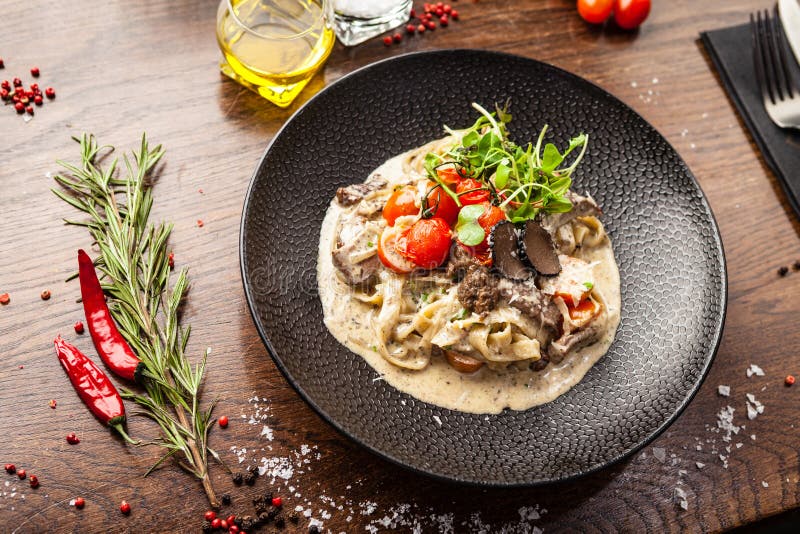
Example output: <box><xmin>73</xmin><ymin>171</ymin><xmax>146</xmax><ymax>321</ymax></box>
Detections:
<box><xmin>331</xmin><ymin>217</ymin><xmax>383</xmax><ymax>286</ymax></box>
<box><xmin>548</xmin><ymin>324</ymin><xmax>600</xmax><ymax>362</ymax></box>
<box><xmin>538</xmin><ymin>191</ymin><xmax>601</xmax><ymax>235</ymax></box>
<box><xmin>445</xmin><ymin>245</ymin><xmax>477</xmax><ymax>281</ymax></box>
<box><xmin>457</xmin><ymin>264</ymin><xmax>499</xmax><ymax>314</ymax></box>
<box><xmin>497</xmin><ymin>278</ymin><xmax>561</xmax><ymax>335</ymax></box>
<box><xmin>335</xmin><ymin>175</ymin><xmax>388</xmax><ymax>207</ymax></box>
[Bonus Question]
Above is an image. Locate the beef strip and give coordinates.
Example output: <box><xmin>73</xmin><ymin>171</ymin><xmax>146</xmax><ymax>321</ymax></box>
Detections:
<box><xmin>538</xmin><ymin>191</ymin><xmax>601</xmax><ymax>236</ymax></box>
<box><xmin>335</xmin><ymin>175</ymin><xmax>388</xmax><ymax>206</ymax></box>
<box><xmin>548</xmin><ymin>323</ymin><xmax>600</xmax><ymax>362</ymax></box>
<box><xmin>331</xmin><ymin>217</ymin><xmax>383</xmax><ymax>286</ymax></box>
<box><xmin>457</xmin><ymin>264</ymin><xmax>499</xmax><ymax>314</ymax></box>
<box><xmin>445</xmin><ymin>246</ymin><xmax>477</xmax><ymax>281</ymax></box>
<box><xmin>496</xmin><ymin>278</ymin><xmax>561</xmax><ymax>335</ymax></box>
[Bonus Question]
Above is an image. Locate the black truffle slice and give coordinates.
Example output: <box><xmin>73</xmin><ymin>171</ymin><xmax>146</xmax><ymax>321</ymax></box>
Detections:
<box><xmin>490</xmin><ymin>221</ymin><xmax>531</xmax><ymax>281</ymax></box>
<box><xmin>520</xmin><ymin>220</ymin><xmax>561</xmax><ymax>276</ymax></box>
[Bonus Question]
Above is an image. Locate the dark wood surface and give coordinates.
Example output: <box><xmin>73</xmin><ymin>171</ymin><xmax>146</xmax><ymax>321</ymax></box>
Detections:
<box><xmin>1</xmin><ymin>0</ymin><xmax>797</xmax><ymax>532</ymax></box>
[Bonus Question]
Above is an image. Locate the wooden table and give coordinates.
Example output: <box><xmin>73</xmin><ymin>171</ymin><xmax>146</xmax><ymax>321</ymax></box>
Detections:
<box><xmin>1</xmin><ymin>0</ymin><xmax>796</xmax><ymax>531</ymax></box>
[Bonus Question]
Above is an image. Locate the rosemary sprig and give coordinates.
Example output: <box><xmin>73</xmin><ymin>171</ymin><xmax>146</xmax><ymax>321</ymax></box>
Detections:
<box><xmin>52</xmin><ymin>133</ymin><xmax>222</xmax><ymax>508</ymax></box>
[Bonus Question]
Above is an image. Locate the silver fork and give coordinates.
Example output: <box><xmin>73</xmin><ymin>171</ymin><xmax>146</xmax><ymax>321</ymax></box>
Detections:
<box><xmin>751</xmin><ymin>7</ymin><xmax>800</xmax><ymax>129</ymax></box>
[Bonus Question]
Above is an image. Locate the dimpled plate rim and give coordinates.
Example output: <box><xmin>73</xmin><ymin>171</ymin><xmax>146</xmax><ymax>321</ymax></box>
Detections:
<box><xmin>239</xmin><ymin>49</ymin><xmax>727</xmax><ymax>487</ymax></box>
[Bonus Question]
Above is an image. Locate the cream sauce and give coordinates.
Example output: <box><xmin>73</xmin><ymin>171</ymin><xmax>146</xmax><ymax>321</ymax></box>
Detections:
<box><xmin>318</xmin><ymin>150</ymin><xmax>621</xmax><ymax>414</ymax></box>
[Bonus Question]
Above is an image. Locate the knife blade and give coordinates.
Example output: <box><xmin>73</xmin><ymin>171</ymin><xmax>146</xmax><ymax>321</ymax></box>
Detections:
<box><xmin>779</xmin><ymin>0</ymin><xmax>800</xmax><ymax>67</ymax></box>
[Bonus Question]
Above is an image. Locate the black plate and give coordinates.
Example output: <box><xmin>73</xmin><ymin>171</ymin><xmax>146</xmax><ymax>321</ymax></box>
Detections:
<box><xmin>240</xmin><ymin>50</ymin><xmax>727</xmax><ymax>486</ymax></box>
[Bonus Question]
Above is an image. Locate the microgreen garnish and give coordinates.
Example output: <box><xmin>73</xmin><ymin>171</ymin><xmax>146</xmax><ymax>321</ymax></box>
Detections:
<box><xmin>432</xmin><ymin>102</ymin><xmax>589</xmax><ymax>224</ymax></box>
<box><xmin>451</xmin><ymin>308</ymin><xmax>470</xmax><ymax>321</ymax></box>
<box><xmin>455</xmin><ymin>204</ymin><xmax>486</xmax><ymax>246</ymax></box>
<box><xmin>583</xmin><ymin>281</ymin><xmax>594</xmax><ymax>290</ymax></box>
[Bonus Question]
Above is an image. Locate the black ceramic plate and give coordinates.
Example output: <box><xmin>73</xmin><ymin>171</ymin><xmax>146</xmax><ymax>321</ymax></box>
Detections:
<box><xmin>240</xmin><ymin>50</ymin><xmax>726</xmax><ymax>486</ymax></box>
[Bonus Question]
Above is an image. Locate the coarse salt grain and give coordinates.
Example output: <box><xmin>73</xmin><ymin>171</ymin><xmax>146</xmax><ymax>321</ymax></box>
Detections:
<box><xmin>718</xmin><ymin>385</ymin><xmax>730</xmax><ymax>397</ymax></box>
<box><xmin>653</xmin><ymin>447</ymin><xmax>666</xmax><ymax>463</ymax></box>
<box><xmin>746</xmin><ymin>364</ymin><xmax>765</xmax><ymax>378</ymax></box>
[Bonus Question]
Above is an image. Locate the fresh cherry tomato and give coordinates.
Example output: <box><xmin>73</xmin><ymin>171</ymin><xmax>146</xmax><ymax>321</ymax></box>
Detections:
<box><xmin>424</xmin><ymin>182</ymin><xmax>459</xmax><ymax>226</ymax></box>
<box><xmin>613</xmin><ymin>0</ymin><xmax>650</xmax><ymax>30</ymax></box>
<box><xmin>577</xmin><ymin>0</ymin><xmax>613</xmax><ymax>24</ymax></box>
<box><xmin>403</xmin><ymin>218</ymin><xmax>452</xmax><ymax>270</ymax></box>
<box><xmin>436</xmin><ymin>166</ymin><xmax>463</xmax><ymax>186</ymax></box>
<box><xmin>378</xmin><ymin>226</ymin><xmax>416</xmax><ymax>273</ymax></box>
<box><xmin>382</xmin><ymin>185</ymin><xmax>418</xmax><ymax>226</ymax></box>
<box><xmin>456</xmin><ymin>178</ymin><xmax>490</xmax><ymax>206</ymax></box>
<box><xmin>458</xmin><ymin>202</ymin><xmax>507</xmax><ymax>265</ymax></box>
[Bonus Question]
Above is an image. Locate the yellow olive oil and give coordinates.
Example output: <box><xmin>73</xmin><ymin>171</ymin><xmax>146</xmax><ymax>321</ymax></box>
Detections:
<box><xmin>216</xmin><ymin>0</ymin><xmax>335</xmax><ymax>107</ymax></box>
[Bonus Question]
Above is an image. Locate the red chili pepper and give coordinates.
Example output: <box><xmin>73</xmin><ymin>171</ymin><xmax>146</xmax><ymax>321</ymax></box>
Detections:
<box><xmin>78</xmin><ymin>249</ymin><xmax>144</xmax><ymax>382</ymax></box>
<box><xmin>53</xmin><ymin>335</ymin><xmax>136</xmax><ymax>443</ymax></box>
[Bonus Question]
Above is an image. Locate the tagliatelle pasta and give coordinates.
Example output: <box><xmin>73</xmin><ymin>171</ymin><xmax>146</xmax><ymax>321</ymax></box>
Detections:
<box><xmin>318</xmin><ymin>110</ymin><xmax>621</xmax><ymax>414</ymax></box>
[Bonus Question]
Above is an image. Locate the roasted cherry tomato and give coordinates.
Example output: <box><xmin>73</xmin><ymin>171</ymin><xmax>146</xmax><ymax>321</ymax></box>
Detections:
<box><xmin>378</xmin><ymin>226</ymin><xmax>416</xmax><ymax>273</ymax></box>
<box><xmin>403</xmin><ymin>218</ymin><xmax>452</xmax><ymax>269</ymax></box>
<box><xmin>613</xmin><ymin>0</ymin><xmax>650</xmax><ymax>29</ymax></box>
<box><xmin>458</xmin><ymin>202</ymin><xmax>507</xmax><ymax>265</ymax></box>
<box><xmin>436</xmin><ymin>166</ymin><xmax>463</xmax><ymax>186</ymax></box>
<box><xmin>382</xmin><ymin>185</ymin><xmax>418</xmax><ymax>226</ymax></box>
<box><xmin>567</xmin><ymin>297</ymin><xmax>603</xmax><ymax>327</ymax></box>
<box><xmin>577</xmin><ymin>0</ymin><xmax>613</xmax><ymax>24</ymax></box>
<box><xmin>424</xmin><ymin>182</ymin><xmax>459</xmax><ymax>226</ymax></box>
<box><xmin>456</xmin><ymin>178</ymin><xmax>490</xmax><ymax>206</ymax></box>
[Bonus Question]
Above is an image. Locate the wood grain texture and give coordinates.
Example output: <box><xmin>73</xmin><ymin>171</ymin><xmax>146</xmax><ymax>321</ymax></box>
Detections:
<box><xmin>0</xmin><ymin>0</ymin><xmax>797</xmax><ymax>532</ymax></box>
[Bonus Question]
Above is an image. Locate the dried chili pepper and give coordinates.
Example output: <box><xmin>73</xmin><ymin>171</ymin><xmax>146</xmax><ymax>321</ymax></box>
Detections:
<box><xmin>78</xmin><ymin>250</ymin><xmax>144</xmax><ymax>383</ymax></box>
<box><xmin>53</xmin><ymin>335</ymin><xmax>136</xmax><ymax>444</ymax></box>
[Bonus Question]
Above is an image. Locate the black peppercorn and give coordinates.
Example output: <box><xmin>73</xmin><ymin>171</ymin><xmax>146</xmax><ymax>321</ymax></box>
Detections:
<box><xmin>221</xmin><ymin>493</ymin><xmax>231</xmax><ymax>505</ymax></box>
<box><xmin>275</xmin><ymin>515</ymin><xmax>285</xmax><ymax>529</ymax></box>
<box><xmin>309</xmin><ymin>526</ymin><xmax>320</xmax><ymax>534</ymax></box>
<box><xmin>258</xmin><ymin>511</ymin><xmax>271</xmax><ymax>524</ymax></box>
<box><xmin>245</xmin><ymin>472</ymin><xmax>257</xmax><ymax>486</ymax></box>
<box><xmin>232</xmin><ymin>472</ymin><xmax>244</xmax><ymax>485</ymax></box>
<box><xmin>263</xmin><ymin>491</ymin><xmax>273</xmax><ymax>503</ymax></box>
<box><xmin>778</xmin><ymin>266</ymin><xmax>789</xmax><ymax>276</ymax></box>
<box><xmin>249</xmin><ymin>465</ymin><xmax>260</xmax><ymax>476</ymax></box>
<box><xmin>289</xmin><ymin>512</ymin><xmax>299</xmax><ymax>524</ymax></box>
<box><xmin>201</xmin><ymin>520</ymin><xmax>212</xmax><ymax>533</ymax></box>
<box><xmin>794</xmin><ymin>260</ymin><xmax>800</xmax><ymax>271</ymax></box>
<box><xmin>241</xmin><ymin>516</ymin><xmax>255</xmax><ymax>530</ymax></box>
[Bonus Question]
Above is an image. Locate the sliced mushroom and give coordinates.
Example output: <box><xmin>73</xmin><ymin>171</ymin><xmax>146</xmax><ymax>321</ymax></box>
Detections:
<box><xmin>489</xmin><ymin>221</ymin><xmax>531</xmax><ymax>281</ymax></box>
<box><xmin>520</xmin><ymin>220</ymin><xmax>561</xmax><ymax>276</ymax></box>
<box><xmin>444</xmin><ymin>350</ymin><xmax>484</xmax><ymax>373</ymax></box>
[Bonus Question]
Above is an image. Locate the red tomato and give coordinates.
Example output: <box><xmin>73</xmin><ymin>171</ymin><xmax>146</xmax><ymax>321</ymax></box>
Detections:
<box><xmin>613</xmin><ymin>0</ymin><xmax>650</xmax><ymax>29</ymax></box>
<box><xmin>377</xmin><ymin>226</ymin><xmax>416</xmax><ymax>273</ymax></box>
<box><xmin>424</xmin><ymin>182</ymin><xmax>459</xmax><ymax>226</ymax></box>
<box><xmin>577</xmin><ymin>0</ymin><xmax>613</xmax><ymax>24</ymax></box>
<box><xmin>458</xmin><ymin>202</ymin><xmax>507</xmax><ymax>266</ymax></box>
<box><xmin>403</xmin><ymin>218</ymin><xmax>452</xmax><ymax>269</ymax></box>
<box><xmin>456</xmin><ymin>178</ymin><xmax>490</xmax><ymax>206</ymax></box>
<box><xmin>436</xmin><ymin>166</ymin><xmax>463</xmax><ymax>186</ymax></box>
<box><xmin>382</xmin><ymin>186</ymin><xmax>418</xmax><ymax>226</ymax></box>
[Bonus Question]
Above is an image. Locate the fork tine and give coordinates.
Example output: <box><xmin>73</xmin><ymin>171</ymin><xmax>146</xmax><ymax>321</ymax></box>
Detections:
<box><xmin>771</xmin><ymin>4</ymin><xmax>796</xmax><ymax>98</ymax></box>
<box><xmin>751</xmin><ymin>13</ymin><xmax>771</xmax><ymax>104</ymax></box>
<box><xmin>755</xmin><ymin>10</ymin><xmax>776</xmax><ymax>104</ymax></box>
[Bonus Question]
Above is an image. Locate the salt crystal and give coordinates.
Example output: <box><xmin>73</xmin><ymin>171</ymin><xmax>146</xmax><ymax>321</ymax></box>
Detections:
<box><xmin>735</xmin><ymin>443</ymin><xmax>743</xmax><ymax>449</ymax></box>
<box><xmin>260</xmin><ymin>425</ymin><xmax>274</xmax><ymax>440</ymax></box>
<box><xmin>762</xmin><ymin>481</ymin><xmax>769</xmax><ymax>488</ymax></box>
<box><xmin>631</xmin><ymin>81</ymin><xmax>638</xmax><ymax>87</ymax></box>
<box><xmin>690</xmin><ymin>143</ymin><xmax>696</xmax><ymax>149</ymax></box>
<box><xmin>696</xmin><ymin>462</ymin><xmax>705</xmax><ymax>469</ymax></box>
<box><xmin>718</xmin><ymin>385</ymin><xmax>730</xmax><ymax>397</ymax></box>
<box><xmin>751</xmin><ymin>434</ymin><xmax>757</xmax><ymax>440</ymax></box>
<box><xmin>696</xmin><ymin>445</ymin><xmax>702</xmax><ymax>451</ymax></box>
<box><xmin>702</xmin><ymin>112</ymin><xmax>709</xmax><ymax>119</ymax></box>
<box><xmin>653</xmin><ymin>447</ymin><xmax>667</xmax><ymax>462</ymax></box>
<box><xmin>678</xmin><ymin>469</ymin><xmax>687</xmax><ymax>476</ymax></box>
<box><xmin>746</xmin><ymin>364</ymin><xmax>765</xmax><ymax>377</ymax></box>
<box><xmin>652</xmin><ymin>77</ymin><xmax>659</xmax><ymax>84</ymax></box>
<box><xmin>681</xmin><ymin>129</ymin><xmax>689</xmax><ymax>137</ymax></box>
<box><xmin>674</xmin><ymin>487</ymin><xmax>688</xmax><ymax>510</ymax></box>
